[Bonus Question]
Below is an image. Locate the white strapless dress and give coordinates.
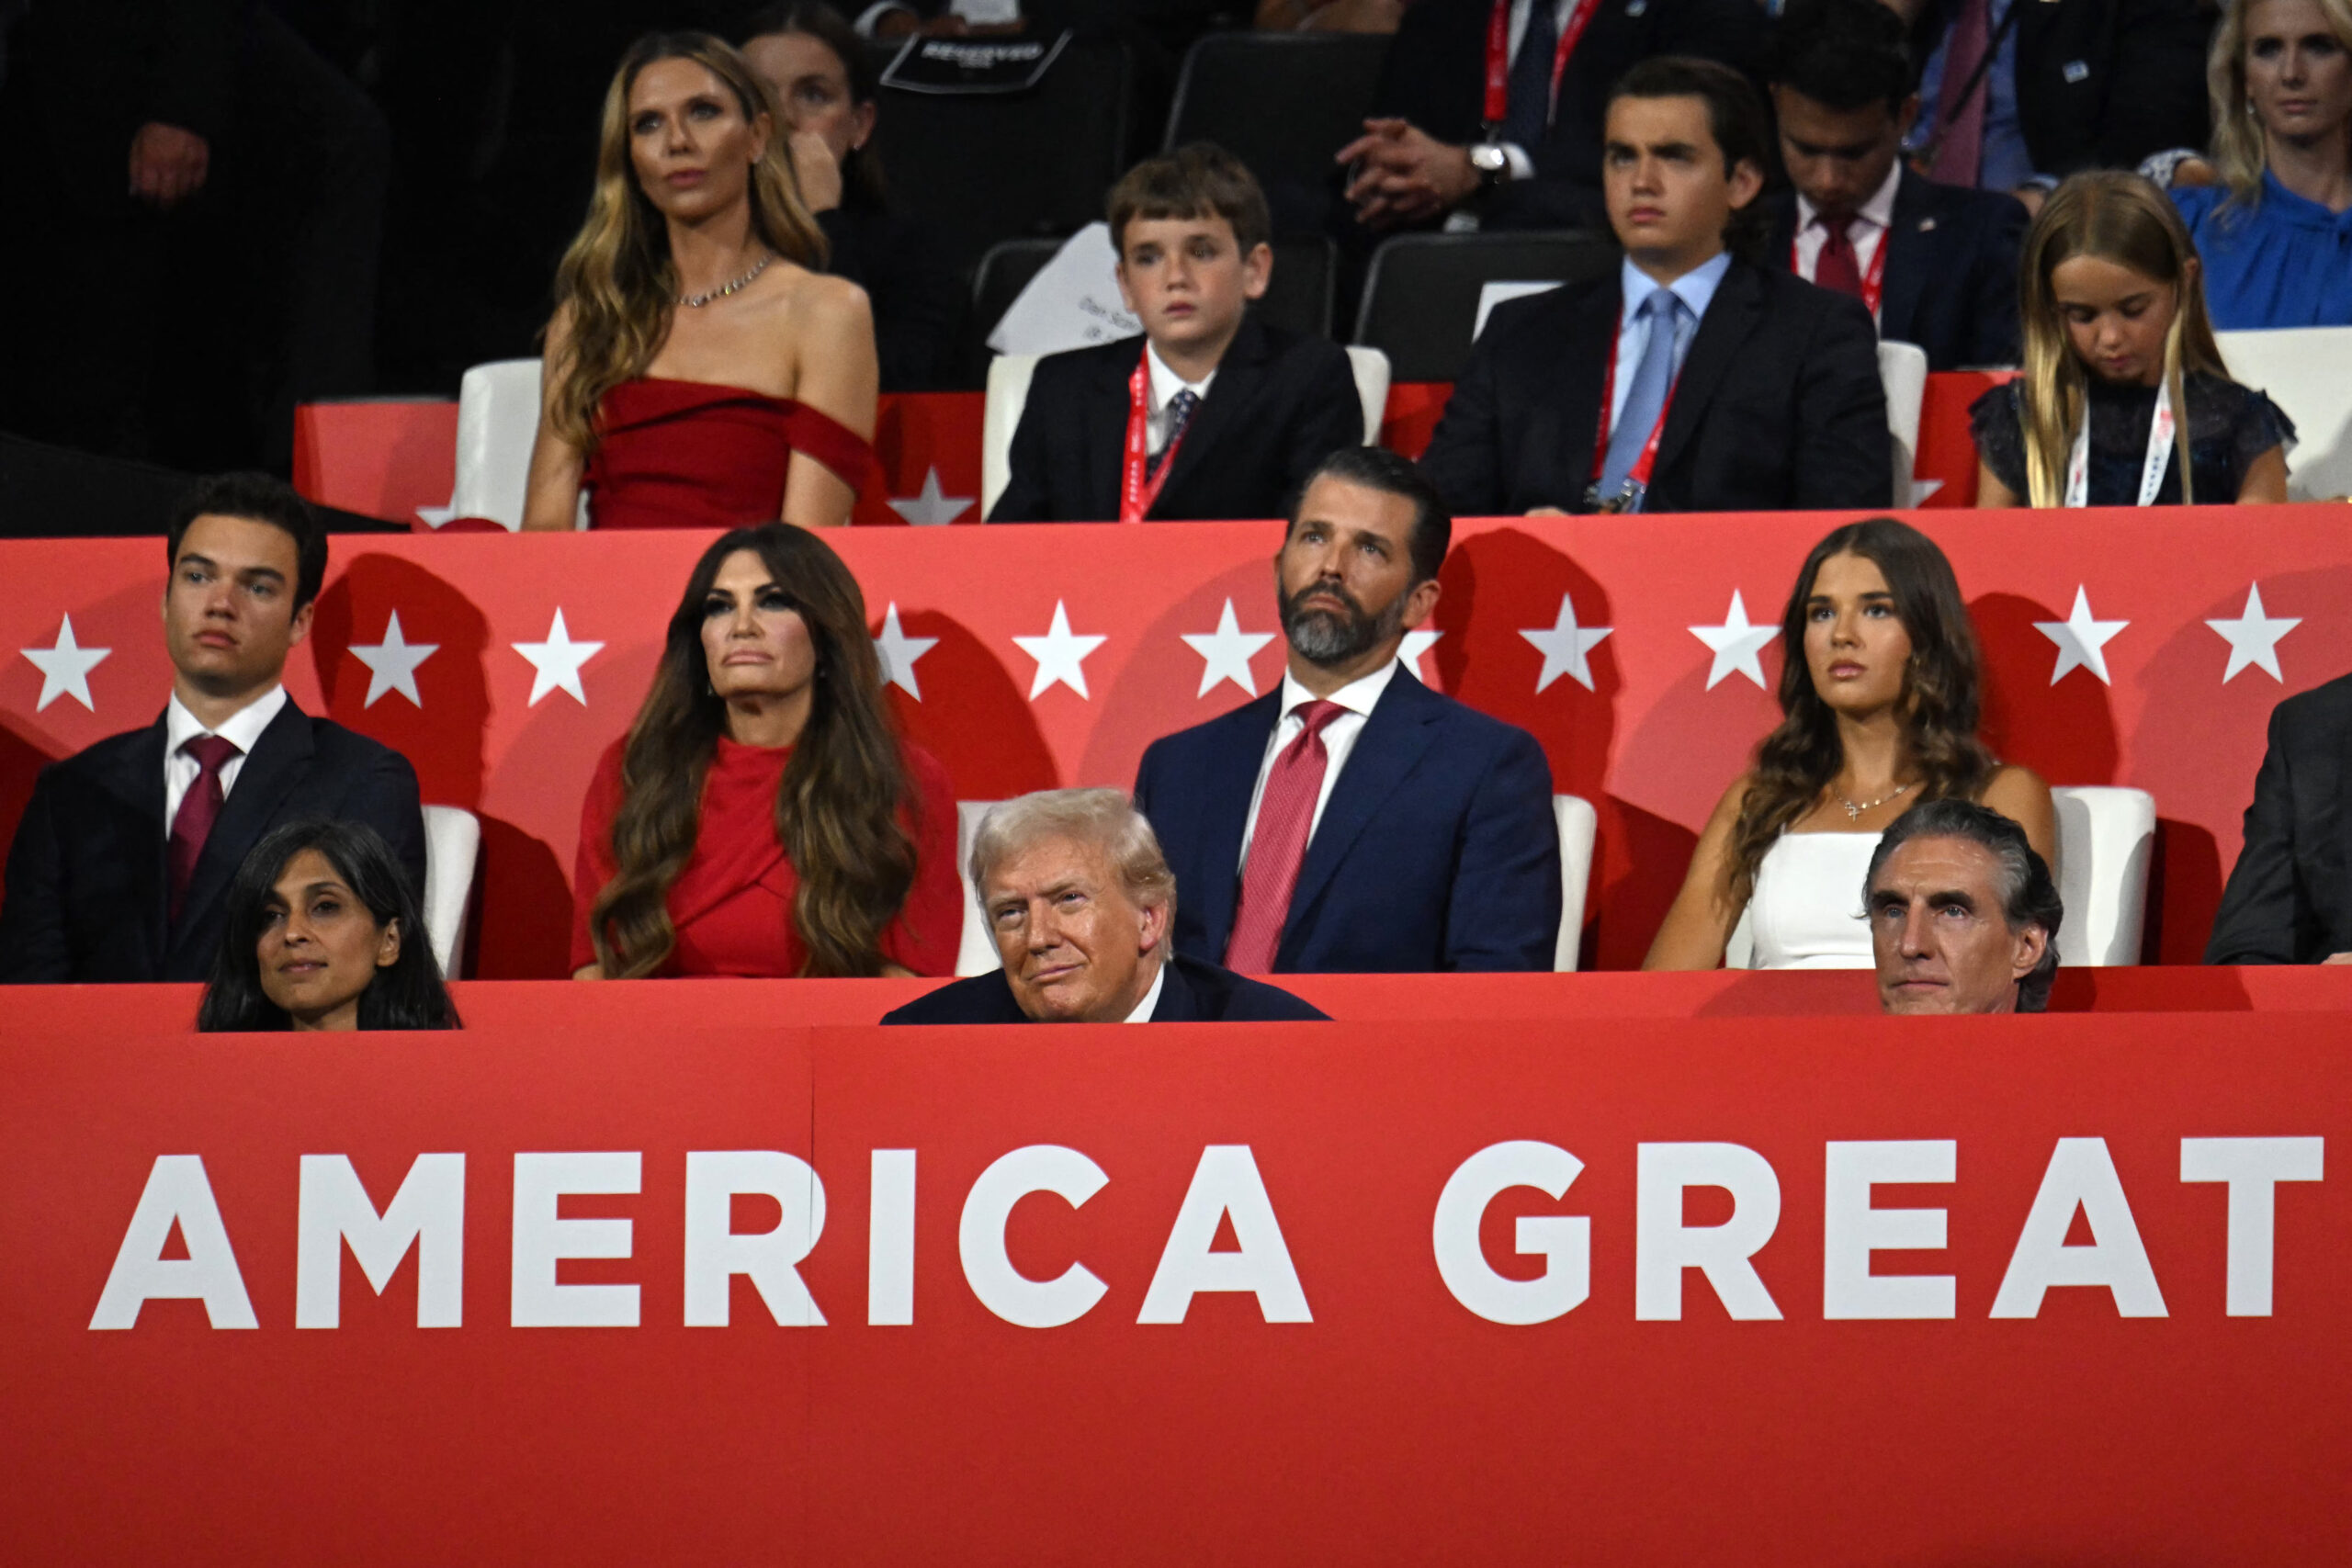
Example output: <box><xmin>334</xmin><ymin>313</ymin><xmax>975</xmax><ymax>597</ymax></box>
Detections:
<box><xmin>1747</xmin><ymin>831</ymin><xmax>1883</xmax><ymax>969</ymax></box>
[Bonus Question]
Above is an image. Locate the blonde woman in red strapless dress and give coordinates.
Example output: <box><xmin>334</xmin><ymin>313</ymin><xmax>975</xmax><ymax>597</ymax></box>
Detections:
<box><xmin>522</xmin><ymin>31</ymin><xmax>878</xmax><ymax>532</ymax></box>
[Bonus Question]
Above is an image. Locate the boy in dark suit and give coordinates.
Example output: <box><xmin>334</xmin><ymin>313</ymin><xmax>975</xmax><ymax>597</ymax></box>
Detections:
<box><xmin>1133</xmin><ymin>446</ymin><xmax>1560</xmax><ymax>975</ymax></box>
<box><xmin>987</xmin><ymin>143</ymin><xmax>1363</xmax><ymax>524</ymax></box>
<box><xmin>1765</xmin><ymin>0</ymin><xmax>2028</xmax><ymax>371</ymax></box>
<box><xmin>0</xmin><ymin>473</ymin><xmax>425</xmax><ymax>984</ymax></box>
<box><xmin>1419</xmin><ymin>56</ymin><xmax>1892</xmax><ymax>516</ymax></box>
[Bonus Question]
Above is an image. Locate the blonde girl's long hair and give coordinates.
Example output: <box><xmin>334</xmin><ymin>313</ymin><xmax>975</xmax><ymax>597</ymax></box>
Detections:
<box><xmin>546</xmin><ymin>32</ymin><xmax>826</xmax><ymax>457</ymax></box>
<box><xmin>2205</xmin><ymin>0</ymin><xmax>2352</xmax><ymax>203</ymax></box>
<box><xmin>2015</xmin><ymin>172</ymin><xmax>2230</xmax><ymax>509</ymax></box>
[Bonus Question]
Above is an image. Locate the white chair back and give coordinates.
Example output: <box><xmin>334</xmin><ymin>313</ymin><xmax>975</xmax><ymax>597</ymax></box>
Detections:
<box><xmin>419</xmin><ymin>805</ymin><xmax>481</xmax><ymax>978</ymax></box>
<box><xmin>1344</xmin><ymin>344</ymin><xmax>1391</xmax><ymax>446</ymax></box>
<box><xmin>2050</xmin><ymin>785</ymin><xmax>2155</xmax><ymax>967</ymax></box>
<box><xmin>1877</xmin><ymin>339</ymin><xmax>1929</xmax><ymax>506</ymax></box>
<box><xmin>2214</xmin><ymin>326</ymin><xmax>2352</xmax><ymax>501</ymax></box>
<box><xmin>1552</xmin><ymin>794</ymin><xmax>1598</xmax><ymax>973</ymax></box>
<box><xmin>448</xmin><ymin>360</ymin><xmax>546</xmax><ymax>531</ymax></box>
<box><xmin>955</xmin><ymin>799</ymin><xmax>1003</xmax><ymax>976</ymax></box>
<box><xmin>980</xmin><ymin>355</ymin><xmax>1040</xmax><ymax>521</ymax></box>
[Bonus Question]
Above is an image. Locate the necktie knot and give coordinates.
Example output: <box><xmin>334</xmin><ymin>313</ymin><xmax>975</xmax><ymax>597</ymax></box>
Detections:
<box><xmin>1149</xmin><ymin>388</ymin><xmax>1200</xmax><ymax>478</ymax></box>
<box><xmin>182</xmin><ymin>734</ymin><xmax>241</xmax><ymax>776</ymax></box>
<box><xmin>1291</xmin><ymin>699</ymin><xmax>1346</xmax><ymax>749</ymax></box>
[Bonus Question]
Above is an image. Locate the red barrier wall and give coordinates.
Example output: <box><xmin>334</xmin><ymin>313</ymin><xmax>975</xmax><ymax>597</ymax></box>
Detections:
<box><xmin>4</xmin><ymin>998</ymin><xmax>2346</xmax><ymax>1563</ymax></box>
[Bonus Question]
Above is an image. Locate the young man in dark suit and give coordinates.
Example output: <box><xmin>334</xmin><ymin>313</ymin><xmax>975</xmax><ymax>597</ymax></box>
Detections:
<box><xmin>2206</xmin><ymin>674</ymin><xmax>2352</xmax><ymax>966</ymax></box>
<box><xmin>883</xmin><ymin>790</ymin><xmax>1325</xmax><ymax>1024</ymax></box>
<box><xmin>0</xmin><ymin>473</ymin><xmax>426</xmax><ymax>985</ymax></box>
<box><xmin>1419</xmin><ymin>56</ymin><xmax>1894</xmax><ymax>517</ymax></box>
<box><xmin>1133</xmin><ymin>446</ymin><xmax>1560</xmax><ymax>975</ymax></box>
<box><xmin>1765</xmin><ymin>0</ymin><xmax>2028</xmax><ymax>371</ymax></box>
<box><xmin>987</xmin><ymin>143</ymin><xmax>1363</xmax><ymax>524</ymax></box>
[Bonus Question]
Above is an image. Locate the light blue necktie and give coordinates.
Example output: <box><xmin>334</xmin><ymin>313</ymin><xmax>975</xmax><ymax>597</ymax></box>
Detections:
<box><xmin>1598</xmin><ymin>289</ymin><xmax>1686</xmax><ymax>502</ymax></box>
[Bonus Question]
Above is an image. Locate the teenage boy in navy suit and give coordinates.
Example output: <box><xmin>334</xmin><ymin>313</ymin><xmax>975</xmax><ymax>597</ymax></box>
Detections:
<box><xmin>988</xmin><ymin>143</ymin><xmax>1363</xmax><ymax>524</ymax></box>
<box><xmin>1133</xmin><ymin>446</ymin><xmax>1560</xmax><ymax>974</ymax></box>
<box><xmin>1765</xmin><ymin>0</ymin><xmax>2028</xmax><ymax>371</ymax></box>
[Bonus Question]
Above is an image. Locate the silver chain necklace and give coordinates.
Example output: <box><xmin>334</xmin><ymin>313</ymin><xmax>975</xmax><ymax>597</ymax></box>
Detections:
<box><xmin>1834</xmin><ymin>779</ymin><xmax>1915</xmax><ymax>822</ymax></box>
<box><xmin>678</xmin><ymin>251</ymin><xmax>774</xmax><ymax>309</ymax></box>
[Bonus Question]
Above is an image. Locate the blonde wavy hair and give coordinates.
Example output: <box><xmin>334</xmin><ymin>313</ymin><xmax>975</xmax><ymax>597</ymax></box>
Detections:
<box><xmin>547</xmin><ymin>32</ymin><xmax>826</xmax><ymax>456</ymax></box>
<box><xmin>2205</xmin><ymin>0</ymin><xmax>2352</xmax><ymax>203</ymax></box>
<box><xmin>2016</xmin><ymin>173</ymin><xmax>2229</xmax><ymax>508</ymax></box>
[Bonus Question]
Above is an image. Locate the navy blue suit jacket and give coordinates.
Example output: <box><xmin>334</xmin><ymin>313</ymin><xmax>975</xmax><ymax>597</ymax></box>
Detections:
<box><xmin>1132</xmin><ymin>667</ymin><xmax>1561</xmax><ymax>973</ymax></box>
<box><xmin>881</xmin><ymin>951</ymin><xmax>1329</xmax><ymax>1024</ymax></box>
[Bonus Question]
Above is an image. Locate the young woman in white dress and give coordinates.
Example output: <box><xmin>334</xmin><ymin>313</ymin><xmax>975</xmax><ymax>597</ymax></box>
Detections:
<box><xmin>1645</xmin><ymin>518</ymin><xmax>2058</xmax><ymax>970</ymax></box>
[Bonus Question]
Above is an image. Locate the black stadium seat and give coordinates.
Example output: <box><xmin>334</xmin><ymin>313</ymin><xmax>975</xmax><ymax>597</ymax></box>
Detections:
<box><xmin>1352</xmin><ymin>231</ymin><xmax>1620</xmax><ymax>382</ymax></box>
<box><xmin>1160</xmin><ymin>32</ymin><xmax>1392</xmax><ymax>237</ymax></box>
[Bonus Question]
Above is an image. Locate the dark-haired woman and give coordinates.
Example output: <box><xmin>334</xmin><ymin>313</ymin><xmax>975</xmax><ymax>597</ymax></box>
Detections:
<box><xmin>741</xmin><ymin>3</ymin><xmax>963</xmax><ymax>390</ymax></box>
<box><xmin>198</xmin><ymin>820</ymin><xmax>460</xmax><ymax>1032</ymax></box>
<box><xmin>1645</xmin><ymin>519</ymin><xmax>2057</xmax><ymax>971</ymax></box>
<box><xmin>572</xmin><ymin>524</ymin><xmax>959</xmax><ymax>979</ymax></box>
<box><xmin>522</xmin><ymin>32</ymin><xmax>878</xmax><ymax>533</ymax></box>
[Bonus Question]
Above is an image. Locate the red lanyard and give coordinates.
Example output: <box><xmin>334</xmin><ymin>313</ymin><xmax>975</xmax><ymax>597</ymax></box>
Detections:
<box><xmin>1587</xmin><ymin>304</ymin><xmax>1679</xmax><ymax>509</ymax></box>
<box><xmin>1120</xmin><ymin>349</ymin><xmax>1192</xmax><ymax>524</ymax></box>
<box><xmin>1790</xmin><ymin>218</ymin><xmax>1890</xmax><ymax>317</ymax></box>
<box><xmin>1483</xmin><ymin>0</ymin><xmax>1605</xmax><ymax>131</ymax></box>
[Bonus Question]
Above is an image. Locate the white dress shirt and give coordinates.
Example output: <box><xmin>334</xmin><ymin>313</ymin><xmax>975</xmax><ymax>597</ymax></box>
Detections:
<box><xmin>1609</xmin><ymin>251</ymin><xmax>1732</xmax><ymax>434</ymax></box>
<box><xmin>1124</xmin><ymin>963</ymin><xmax>1168</xmax><ymax>1023</ymax></box>
<box><xmin>1236</xmin><ymin>660</ymin><xmax>1400</xmax><ymax>871</ymax></box>
<box><xmin>163</xmin><ymin>684</ymin><xmax>288</xmax><ymax>836</ymax></box>
<box><xmin>1144</xmin><ymin>342</ymin><xmax>1216</xmax><ymax>457</ymax></box>
<box><xmin>1792</xmin><ymin>159</ymin><xmax>1901</xmax><ymax>324</ymax></box>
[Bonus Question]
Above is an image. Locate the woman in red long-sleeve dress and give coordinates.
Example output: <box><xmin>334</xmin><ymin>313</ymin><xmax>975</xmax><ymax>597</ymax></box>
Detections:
<box><xmin>572</xmin><ymin>524</ymin><xmax>959</xmax><ymax>979</ymax></box>
<box><xmin>522</xmin><ymin>31</ymin><xmax>878</xmax><ymax>534</ymax></box>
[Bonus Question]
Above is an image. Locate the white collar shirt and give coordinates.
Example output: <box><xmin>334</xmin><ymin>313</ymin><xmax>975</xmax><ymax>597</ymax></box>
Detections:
<box><xmin>1237</xmin><ymin>660</ymin><xmax>1400</xmax><ymax>871</ymax></box>
<box><xmin>163</xmin><ymin>684</ymin><xmax>288</xmax><ymax>835</ymax></box>
<box><xmin>1124</xmin><ymin>962</ymin><xmax>1168</xmax><ymax>1023</ymax></box>
<box><xmin>1610</xmin><ymin>250</ymin><xmax>1732</xmax><ymax>434</ymax></box>
<box><xmin>1792</xmin><ymin>158</ymin><xmax>1902</xmax><ymax>323</ymax></box>
<box><xmin>1144</xmin><ymin>342</ymin><xmax>1216</xmax><ymax>457</ymax></box>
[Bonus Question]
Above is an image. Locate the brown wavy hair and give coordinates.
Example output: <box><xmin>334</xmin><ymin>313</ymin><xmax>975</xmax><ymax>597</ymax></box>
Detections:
<box><xmin>546</xmin><ymin>32</ymin><xmax>826</xmax><ymax>457</ymax></box>
<box><xmin>588</xmin><ymin>525</ymin><xmax>916</xmax><ymax>977</ymax></box>
<box><xmin>1725</xmin><ymin>519</ymin><xmax>1997</xmax><ymax>909</ymax></box>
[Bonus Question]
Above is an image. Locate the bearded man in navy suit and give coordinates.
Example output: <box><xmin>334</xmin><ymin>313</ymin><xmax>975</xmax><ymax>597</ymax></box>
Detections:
<box><xmin>1133</xmin><ymin>446</ymin><xmax>1560</xmax><ymax>975</ymax></box>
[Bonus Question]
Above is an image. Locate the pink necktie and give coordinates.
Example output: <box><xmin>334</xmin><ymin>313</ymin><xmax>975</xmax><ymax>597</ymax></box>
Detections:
<box><xmin>1931</xmin><ymin>0</ymin><xmax>1990</xmax><ymax>187</ymax></box>
<box><xmin>168</xmin><ymin>734</ymin><xmax>242</xmax><ymax>922</ymax></box>
<box><xmin>1226</xmin><ymin>700</ymin><xmax>1346</xmax><ymax>974</ymax></box>
<box><xmin>1815</xmin><ymin>218</ymin><xmax>1864</xmax><ymax>299</ymax></box>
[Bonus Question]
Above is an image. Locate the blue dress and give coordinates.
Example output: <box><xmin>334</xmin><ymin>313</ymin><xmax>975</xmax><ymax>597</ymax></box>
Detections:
<box><xmin>2173</xmin><ymin>173</ymin><xmax>2352</xmax><ymax>330</ymax></box>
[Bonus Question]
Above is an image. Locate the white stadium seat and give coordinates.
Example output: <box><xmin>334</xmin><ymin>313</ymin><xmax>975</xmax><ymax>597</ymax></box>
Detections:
<box><xmin>2049</xmin><ymin>785</ymin><xmax>2155</xmax><ymax>968</ymax></box>
<box><xmin>419</xmin><ymin>805</ymin><xmax>481</xmax><ymax>978</ymax></box>
<box><xmin>1878</xmin><ymin>339</ymin><xmax>1929</xmax><ymax>506</ymax></box>
<box><xmin>1553</xmin><ymin>794</ymin><xmax>1597</xmax><ymax>973</ymax></box>
<box><xmin>447</xmin><ymin>359</ymin><xmax>545</xmax><ymax>531</ymax></box>
<box><xmin>1343</xmin><ymin>344</ymin><xmax>1391</xmax><ymax>450</ymax></box>
<box><xmin>2214</xmin><ymin>326</ymin><xmax>2352</xmax><ymax>502</ymax></box>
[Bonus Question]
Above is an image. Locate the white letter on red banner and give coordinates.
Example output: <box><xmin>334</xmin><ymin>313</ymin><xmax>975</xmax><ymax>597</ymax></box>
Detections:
<box><xmin>1634</xmin><ymin>1143</ymin><xmax>1784</xmax><ymax>1322</ymax></box>
<box><xmin>960</xmin><ymin>1145</ymin><xmax>1109</xmax><ymax>1328</ymax></box>
<box><xmin>1137</xmin><ymin>1145</ymin><xmax>1311</xmax><ymax>1325</ymax></box>
<box><xmin>1431</xmin><ymin>1141</ymin><xmax>1590</xmax><ymax>1325</ymax></box>
<box><xmin>683</xmin><ymin>1151</ymin><xmax>827</xmax><ymax>1327</ymax></box>
<box><xmin>1823</xmin><ymin>1141</ymin><xmax>1955</xmax><ymax>1320</ymax></box>
<box><xmin>89</xmin><ymin>1155</ymin><xmax>258</xmax><ymax>1331</ymax></box>
<box><xmin>296</xmin><ymin>1153</ymin><xmax>465</xmax><ymax>1329</ymax></box>
<box><xmin>2180</xmin><ymin>1136</ymin><xmax>2324</xmax><ymax>1316</ymax></box>
<box><xmin>1990</xmin><ymin>1138</ymin><xmax>2167</xmax><ymax>1318</ymax></box>
<box><xmin>512</xmin><ymin>1152</ymin><xmax>642</xmax><ymax>1328</ymax></box>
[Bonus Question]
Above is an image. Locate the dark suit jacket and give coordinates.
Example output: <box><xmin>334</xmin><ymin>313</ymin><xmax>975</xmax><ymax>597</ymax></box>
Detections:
<box><xmin>1133</xmin><ymin>667</ymin><xmax>1561</xmax><ymax>973</ymax></box>
<box><xmin>1419</xmin><ymin>256</ymin><xmax>1894</xmax><ymax>516</ymax></box>
<box><xmin>1366</xmin><ymin>0</ymin><xmax>1771</xmax><ymax>231</ymax></box>
<box><xmin>2205</xmin><ymin>675</ymin><xmax>2352</xmax><ymax>965</ymax></box>
<box><xmin>818</xmin><ymin>203</ymin><xmax>966</xmax><ymax>392</ymax></box>
<box><xmin>1764</xmin><ymin>169</ymin><xmax>2028</xmax><ymax>371</ymax></box>
<box><xmin>2008</xmin><ymin>0</ymin><xmax>2212</xmax><ymax>175</ymax></box>
<box><xmin>987</xmin><ymin>314</ymin><xmax>1363</xmax><ymax>523</ymax></box>
<box><xmin>0</xmin><ymin>698</ymin><xmax>427</xmax><ymax>984</ymax></box>
<box><xmin>881</xmin><ymin>951</ymin><xmax>1329</xmax><ymax>1023</ymax></box>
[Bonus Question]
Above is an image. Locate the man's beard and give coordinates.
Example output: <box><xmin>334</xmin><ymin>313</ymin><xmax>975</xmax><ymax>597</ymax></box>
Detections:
<box><xmin>1279</xmin><ymin>576</ymin><xmax>1408</xmax><ymax>668</ymax></box>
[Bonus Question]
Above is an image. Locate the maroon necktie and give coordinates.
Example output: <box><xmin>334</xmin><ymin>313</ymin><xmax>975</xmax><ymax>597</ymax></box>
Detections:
<box><xmin>1931</xmin><ymin>0</ymin><xmax>1991</xmax><ymax>187</ymax></box>
<box><xmin>1226</xmin><ymin>700</ymin><xmax>1346</xmax><ymax>974</ymax></box>
<box><xmin>168</xmin><ymin>734</ymin><xmax>243</xmax><ymax>922</ymax></box>
<box><xmin>1814</xmin><ymin>218</ymin><xmax>1864</xmax><ymax>300</ymax></box>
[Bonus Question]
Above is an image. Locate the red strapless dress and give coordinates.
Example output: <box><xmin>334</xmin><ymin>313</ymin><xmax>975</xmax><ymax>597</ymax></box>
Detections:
<box><xmin>581</xmin><ymin>378</ymin><xmax>877</xmax><ymax>530</ymax></box>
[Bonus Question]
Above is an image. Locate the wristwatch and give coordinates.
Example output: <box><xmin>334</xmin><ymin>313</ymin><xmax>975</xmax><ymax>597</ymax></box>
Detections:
<box><xmin>1468</xmin><ymin>141</ymin><xmax>1510</xmax><ymax>190</ymax></box>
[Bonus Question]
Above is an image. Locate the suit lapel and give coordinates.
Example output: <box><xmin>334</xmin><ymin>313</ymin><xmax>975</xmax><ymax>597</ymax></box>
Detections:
<box><xmin>168</xmin><ymin>701</ymin><xmax>313</xmax><ymax>964</ymax></box>
<box><xmin>1279</xmin><ymin>671</ymin><xmax>1441</xmax><ymax>963</ymax></box>
<box><xmin>1654</xmin><ymin>260</ymin><xmax>1763</xmax><ymax>476</ymax></box>
<box><xmin>107</xmin><ymin>714</ymin><xmax>173</xmax><ymax>974</ymax></box>
<box><xmin>1879</xmin><ymin>170</ymin><xmax>1934</xmax><ymax>346</ymax></box>
<box><xmin>1552</xmin><ymin>278</ymin><xmax>1622</xmax><ymax>506</ymax></box>
<box><xmin>1150</xmin><ymin>957</ymin><xmax>1199</xmax><ymax>1021</ymax></box>
<box><xmin>1196</xmin><ymin>692</ymin><xmax>1284</xmax><ymax>957</ymax></box>
<box><xmin>1151</xmin><ymin>314</ymin><xmax>1271</xmax><ymax>517</ymax></box>
<box><xmin>1088</xmin><ymin>343</ymin><xmax>1142</xmax><ymax>519</ymax></box>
